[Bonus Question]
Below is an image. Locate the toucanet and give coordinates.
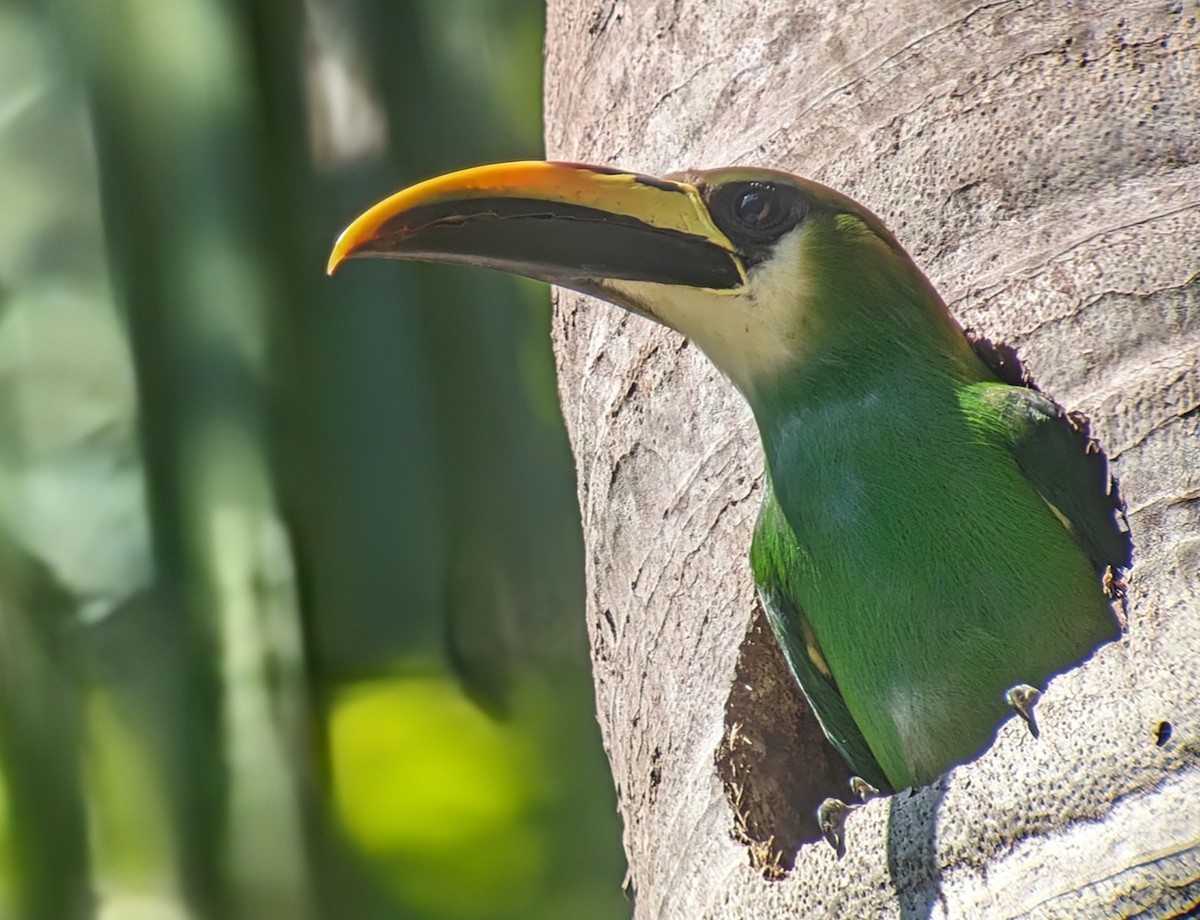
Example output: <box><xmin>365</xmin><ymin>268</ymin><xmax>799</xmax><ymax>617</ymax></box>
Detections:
<box><xmin>328</xmin><ymin>161</ymin><xmax>1129</xmax><ymax>794</ymax></box>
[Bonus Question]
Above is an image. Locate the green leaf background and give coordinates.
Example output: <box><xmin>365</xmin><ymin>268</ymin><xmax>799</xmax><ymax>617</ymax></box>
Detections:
<box><xmin>0</xmin><ymin>2</ymin><xmax>626</xmax><ymax>918</ymax></box>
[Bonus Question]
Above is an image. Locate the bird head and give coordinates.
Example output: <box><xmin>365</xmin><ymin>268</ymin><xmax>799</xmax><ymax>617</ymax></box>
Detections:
<box><xmin>328</xmin><ymin>161</ymin><xmax>968</xmax><ymax>400</ymax></box>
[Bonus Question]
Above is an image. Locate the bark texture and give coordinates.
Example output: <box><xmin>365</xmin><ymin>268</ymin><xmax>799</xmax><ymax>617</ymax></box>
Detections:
<box><xmin>544</xmin><ymin>2</ymin><xmax>1200</xmax><ymax>917</ymax></box>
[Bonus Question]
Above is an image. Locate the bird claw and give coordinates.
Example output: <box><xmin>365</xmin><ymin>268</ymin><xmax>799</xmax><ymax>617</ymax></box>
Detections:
<box><xmin>1005</xmin><ymin>684</ymin><xmax>1041</xmax><ymax>738</ymax></box>
<box><xmin>817</xmin><ymin>797</ymin><xmax>856</xmax><ymax>858</ymax></box>
<box><xmin>849</xmin><ymin>775</ymin><xmax>881</xmax><ymax>803</ymax></box>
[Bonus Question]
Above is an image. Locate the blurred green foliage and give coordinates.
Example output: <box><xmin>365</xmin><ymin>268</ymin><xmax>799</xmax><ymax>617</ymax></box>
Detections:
<box><xmin>0</xmin><ymin>1</ymin><xmax>627</xmax><ymax>918</ymax></box>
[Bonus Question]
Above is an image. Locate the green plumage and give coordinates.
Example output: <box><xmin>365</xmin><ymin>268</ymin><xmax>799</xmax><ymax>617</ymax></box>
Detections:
<box><xmin>746</xmin><ymin>202</ymin><xmax>1127</xmax><ymax>791</ymax></box>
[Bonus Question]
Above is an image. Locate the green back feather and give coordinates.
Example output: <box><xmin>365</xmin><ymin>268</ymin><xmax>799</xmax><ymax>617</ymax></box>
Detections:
<box><xmin>743</xmin><ymin>206</ymin><xmax>1123</xmax><ymax>790</ymax></box>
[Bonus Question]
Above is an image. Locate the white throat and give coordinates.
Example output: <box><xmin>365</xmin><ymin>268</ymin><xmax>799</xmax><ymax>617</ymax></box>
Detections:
<box><xmin>604</xmin><ymin>229</ymin><xmax>811</xmax><ymax>398</ymax></box>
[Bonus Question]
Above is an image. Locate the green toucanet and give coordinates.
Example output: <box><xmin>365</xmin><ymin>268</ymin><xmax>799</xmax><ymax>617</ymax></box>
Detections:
<box><xmin>328</xmin><ymin>161</ymin><xmax>1129</xmax><ymax>794</ymax></box>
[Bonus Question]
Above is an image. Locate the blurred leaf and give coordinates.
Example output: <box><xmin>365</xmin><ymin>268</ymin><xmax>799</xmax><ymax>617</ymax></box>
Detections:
<box><xmin>0</xmin><ymin>1</ymin><xmax>628</xmax><ymax>917</ymax></box>
<box><xmin>331</xmin><ymin>674</ymin><xmax>543</xmax><ymax>918</ymax></box>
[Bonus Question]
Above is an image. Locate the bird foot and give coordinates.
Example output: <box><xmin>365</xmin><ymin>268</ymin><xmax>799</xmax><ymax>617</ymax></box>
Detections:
<box><xmin>849</xmin><ymin>775</ymin><xmax>881</xmax><ymax>803</ymax></box>
<box><xmin>1005</xmin><ymin>684</ymin><xmax>1042</xmax><ymax>738</ymax></box>
<box><xmin>816</xmin><ymin>797</ymin><xmax>857</xmax><ymax>858</ymax></box>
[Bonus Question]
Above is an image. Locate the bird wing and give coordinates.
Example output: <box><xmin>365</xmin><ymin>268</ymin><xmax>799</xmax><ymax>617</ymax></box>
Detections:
<box><xmin>751</xmin><ymin>486</ymin><xmax>892</xmax><ymax>793</ymax></box>
<box><xmin>976</xmin><ymin>384</ymin><xmax>1133</xmax><ymax>581</ymax></box>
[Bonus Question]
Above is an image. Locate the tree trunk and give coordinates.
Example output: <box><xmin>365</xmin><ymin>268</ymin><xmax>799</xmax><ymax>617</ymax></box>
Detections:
<box><xmin>544</xmin><ymin>2</ymin><xmax>1200</xmax><ymax>917</ymax></box>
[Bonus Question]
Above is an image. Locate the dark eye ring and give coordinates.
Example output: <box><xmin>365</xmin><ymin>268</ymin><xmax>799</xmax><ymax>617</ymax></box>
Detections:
<box><xmin>709</xmin><ymin>181</ymin><xmax>806</xmax><ymax>247</ymax></box>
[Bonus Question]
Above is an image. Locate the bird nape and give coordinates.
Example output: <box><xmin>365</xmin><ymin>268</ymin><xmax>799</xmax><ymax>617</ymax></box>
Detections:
<box><xmin>328</xmin><ymin>160</ymin><xmax>1130</xmax><ymax>802</ymax></box>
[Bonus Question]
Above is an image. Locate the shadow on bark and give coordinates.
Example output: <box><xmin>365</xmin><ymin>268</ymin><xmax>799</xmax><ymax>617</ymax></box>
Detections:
<box><xmin>887</xmin><ymin>783</ymin><xmax>947</xmax><ymax>920</ymax></box>
<box><xmin>715</xmin><ymin>604</ymin><xmax>854</xmax><ymax>876</ymax></box>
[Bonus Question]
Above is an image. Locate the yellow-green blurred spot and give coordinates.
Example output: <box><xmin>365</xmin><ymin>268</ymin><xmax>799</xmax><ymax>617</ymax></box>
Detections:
<box><xmin>84</xmin><ymin>688</ymin><xmax>179</xmax><ymax>905</ymax></box>
<box><xmin>0</xmin><ymin>753</ymin><xmax>11</xmax><ymax>916</ymax></box>
<box><xmin>330</xmin><ymin>673</ymin><xmax>545</xmax><ymax>918</ymax></box>
<box><xmin>83</xmin><ymin>686</ymin><xmax>180</xmax><ymax>916</ymax></box>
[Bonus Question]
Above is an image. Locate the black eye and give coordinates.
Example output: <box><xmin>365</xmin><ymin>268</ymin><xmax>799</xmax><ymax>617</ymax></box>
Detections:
<box><xmin>708</xmin><ymin>181</ymin><xmax>806</xmax><ymax>247</ymax></box>
<box><xmin>733</xmin><ymin>186</ymin><xmax>780</xmax><ymax>227</ymax></box>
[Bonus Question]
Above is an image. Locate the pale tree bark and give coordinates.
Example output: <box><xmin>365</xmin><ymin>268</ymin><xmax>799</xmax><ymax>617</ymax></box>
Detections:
<box><xmin>544</xmin><ymin>1</ymin><xmax>1200</xmax><ymax>917</ymax></box>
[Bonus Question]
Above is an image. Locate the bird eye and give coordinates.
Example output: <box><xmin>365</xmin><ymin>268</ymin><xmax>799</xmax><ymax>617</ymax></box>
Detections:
<box><xmin>708</xmin><ymin>181</ymin><xmax>806</xmax><ymax>247</ymax></box>
<box><xmin>734</xmin><ymin>186</ymin><xmax>781</xmax><ymax>228</ymax></box>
